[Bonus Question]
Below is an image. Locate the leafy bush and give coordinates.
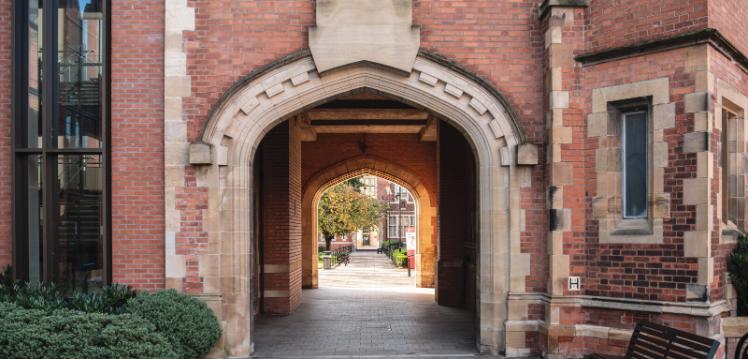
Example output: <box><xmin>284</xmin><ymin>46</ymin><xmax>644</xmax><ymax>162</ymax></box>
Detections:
<box><xmin>125</xmin><ymin>289</ymin><xmax>222</xmax><ymax>359</ymax></box>
<box><xmin>0</xmin><ymin>301</ymin><xmax>178</xmax><ymax>359</ymax></box>
<box><xmin>0</xmin><ymin>267</ymin><xmax>221</xmax><ymax>358</ymax></box>
<box><xmin>0</xmin><ymin>267</ymin><xmax>136</xmax><ymax>314</ymax></box>
<box><xmin>729</xmin><ymin>235</ymin><xmax>748</xmax><ymax>315</ymax></box>
<box><xmin>392</xmin><ymin>248</ymin><xmax>408</xmax><ymax>267</ymax></box>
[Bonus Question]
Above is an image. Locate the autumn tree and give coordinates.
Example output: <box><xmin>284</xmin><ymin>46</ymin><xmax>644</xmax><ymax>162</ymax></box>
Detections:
<box><xmin>318</xmin><ymin>179</ymin><xmax>387</xmax><ymax>251</ymax></box>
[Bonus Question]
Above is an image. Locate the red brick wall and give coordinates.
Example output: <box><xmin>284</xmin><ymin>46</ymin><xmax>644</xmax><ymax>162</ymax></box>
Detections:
<box><xmin>261</xmin><ymin>122</ymin><xmax>302</xmax><ymax>315</ymax></box>
<box><xmin>523</xmin><ymin>164</ymin><xmax>548</xmax><ymax>295</ymax></box>
<box><xmin>709</xmin><ymin>0</ymin><xmax>748</xmax><ymax>55</ymax></box>
<box><xmin>580</xmin><ymin>48</ymin><xmax>701</xmax><ymax>302</ymax></box>
<box><xmin>174</xmin><ymin>167</ymin><xmax>208</xmax><ymax>294</ymax></box>
<box><xmin>183</xmin><ymin>0</ymin><xmax>314</xmax><ymax>142</ymax></box>
<box><xmin>585</xmin><ymin>0</ymin><xmax>709</xmax><ymax>53</ymax></box>
<box><xmin>708</xmin><ymin>46</ymin><xmax>748</xmax><ymax>302</ymax></box>
<box><xmin>0</xmin><ymin>0</ymin><xmax>10</xmax><ymax>268</ymax></box>
<box><xmin>110</xmin><ymin>0</ymin><xmax>165</xmax><ymax>289</ymax></box>
<box><xmin>553</xmin><ymin>306</ymin><xmax>711</xmax><ymax>357</ymax></box>
<box><xmin>414</xmin><ymin>0</ymin><xmax>545</xmax><ymax>144</ymax></box>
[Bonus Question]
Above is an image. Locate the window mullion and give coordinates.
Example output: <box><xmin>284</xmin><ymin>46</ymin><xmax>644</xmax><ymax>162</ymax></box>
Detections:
<box><xmin>41</xmin><ymin>0</ymin><xmax>58</xmax><ymax>283</ymax></box>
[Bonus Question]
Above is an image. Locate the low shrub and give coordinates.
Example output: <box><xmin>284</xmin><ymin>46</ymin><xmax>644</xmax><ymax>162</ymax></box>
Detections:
<box><xmin>0</xmin><ymin>266</ymin><xmax>137</xmax><ymax>314</ymax></box>
<box><xmin>0</xmin><ymin>301</ymin><xmax>178</xmax><ymax>359</ymax></box>
<box><xmin>125</xmin><ymin>289</ymin><xmax>222</xmax><ymax>359</ymax></box>
<box><xmin>392</xmin><ymin>248</ymin><xmax>408</xmax><ymax>267</ymax></box>
<box><xmin>729</xmin><ymin>235</ymin><xmax>748</xmax><ymax>315</ymax></box>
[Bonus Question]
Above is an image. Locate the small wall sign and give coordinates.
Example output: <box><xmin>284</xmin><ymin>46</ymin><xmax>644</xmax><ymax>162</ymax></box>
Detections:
<box><xmin>568</xmin><ymin>276</ymin><xmax>581</xmax><ymax>291</ymax></box>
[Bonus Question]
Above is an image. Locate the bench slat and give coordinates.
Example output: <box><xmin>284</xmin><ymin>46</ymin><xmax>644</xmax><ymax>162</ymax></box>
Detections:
<box><xmin>667</xmin><ymin>346</ymin><xmax>702</xmax><ymax>359</ymax></box>
<box><xmin>594</xmin><ymin>322</ymin><xmax>719</xmax><ymax>359</ymax></box>
<box><xmin>631</xmin><ymin>338</ymin><xmax>669</xmax><ymax>356</ymax></box>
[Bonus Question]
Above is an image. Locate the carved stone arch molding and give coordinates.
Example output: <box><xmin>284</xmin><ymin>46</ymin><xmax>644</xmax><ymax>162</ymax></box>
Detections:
<box><xmin>173</xmin><ymin>50</ymin><xmax>537</xmax><ymax>356</ymax></box>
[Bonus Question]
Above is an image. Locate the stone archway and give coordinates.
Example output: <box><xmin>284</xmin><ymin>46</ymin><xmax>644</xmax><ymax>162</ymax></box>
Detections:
<box><xmin>173</xmin><ymin>50</ymin><xmax>536</xmax><ymax>356</ymax></box>
<box><xmin>301</xmin><ymin>155</ymin><xmax>436</xmax><ymax>290</ymax></box>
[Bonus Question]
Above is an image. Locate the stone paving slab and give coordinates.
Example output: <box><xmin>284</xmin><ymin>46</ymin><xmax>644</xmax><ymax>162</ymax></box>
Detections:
<box><xmin>252</xmin><ymin>251</ymin><xmax>497</xmax><ymax>359</ymax></box>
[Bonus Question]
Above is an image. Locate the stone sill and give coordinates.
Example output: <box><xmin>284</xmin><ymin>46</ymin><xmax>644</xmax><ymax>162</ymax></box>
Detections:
<box><xmin>610</xmin><ymin>218</ymin><xmax>652</xmax><ymax>236</ymax></box>
<box><xmin>722</xmin><ymin>223</ymin><xmax>744</xmax><ymax>243</ymax></box>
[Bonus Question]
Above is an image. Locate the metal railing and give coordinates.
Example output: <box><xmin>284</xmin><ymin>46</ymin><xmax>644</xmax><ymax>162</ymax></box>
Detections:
<box><xmin>321</xmin><ymin>245</ymin><xmax>352</xmax><ymax>268</ymax></box>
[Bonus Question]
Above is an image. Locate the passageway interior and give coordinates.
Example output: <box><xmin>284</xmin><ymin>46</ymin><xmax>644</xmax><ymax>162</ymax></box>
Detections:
<box><xmin>253</xmin><ymin>251</ymin><xmax>475</xmax><ymax>357</ymax></box>
<box><xmin>250</xmin><ymin>91</ymin><xmax>480</xmax><ymax>357</ymax></box>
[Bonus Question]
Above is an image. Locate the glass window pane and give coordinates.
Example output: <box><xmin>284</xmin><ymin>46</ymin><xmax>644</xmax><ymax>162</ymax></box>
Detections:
<box><xmin>25</xmin><ymin>0</ymin><xmax>43</xmax><ymax>148</ymax></box>
<box><xmin>53</xmin><ymin>154</ymin><xmax>103</xmax><ymax>291</ymax></box>
<box><xmin>623</xmin><ymin>112</ymin><xmax>648</xmax><ymax>218</ymax></box>
<box><xmin>56</xmin><ymin>0</ymin><xmax>103</xmax><ymax>149</ymax></box>
<box><xmin>20</xmin><ymin>155</ymin><xmax>44</xmax><ymax>283</ymax></box>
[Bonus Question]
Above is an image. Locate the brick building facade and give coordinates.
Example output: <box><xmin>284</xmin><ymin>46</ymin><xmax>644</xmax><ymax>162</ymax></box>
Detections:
<box><xmin>2</xmin><ymin>0</ymin><xmax>748</xmax><ymax>357</ymax></box>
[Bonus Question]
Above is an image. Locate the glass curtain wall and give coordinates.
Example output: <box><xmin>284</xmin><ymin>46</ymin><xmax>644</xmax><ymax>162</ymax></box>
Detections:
<box><xmin>14</xmin><ymin>0</ymin><xmax>108</xmax><ymax>291</ymax></box>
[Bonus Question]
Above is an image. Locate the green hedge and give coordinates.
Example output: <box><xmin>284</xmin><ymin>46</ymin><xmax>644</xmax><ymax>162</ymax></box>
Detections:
<box><xmin>729</xmin><ymin>235</ymin><xmax>748</xmax><ymax>315</ymax></box>
<box><xmin>0</xmin><ymin>302</ymin><xmax>178</xmax><ymax>359</ymax></box>
<box><xmin>0</xmin><ymin>267</ymin><xmax>222</xmax><ymax>359</ymax></box>
<box><xmin>0</xmin><ymin>267</ymin><xmax>136</xmax><ymax>314</ymax></box>
<box><xmin>125</xmin><ymin>289</ymin><xmax>222</xmax><ymax>359</ymax></box>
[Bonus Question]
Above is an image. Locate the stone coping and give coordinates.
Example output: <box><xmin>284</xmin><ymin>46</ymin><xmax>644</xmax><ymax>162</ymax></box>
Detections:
<box><xmin>576</xmin><ymin>28</ymin><xmax>748</xmax><ymax>71</ymax></box>
<box><xmin>509</xmin><ymin>292</ymin><xmax>731</xmax><ymax>317</ymax></box>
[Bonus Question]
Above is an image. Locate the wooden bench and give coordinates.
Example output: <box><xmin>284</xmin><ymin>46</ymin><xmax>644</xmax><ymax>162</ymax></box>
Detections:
<box><xmin>587</xmin><ymin>322</ymin><xmax>720</xmax><ymax>359</ymax></box>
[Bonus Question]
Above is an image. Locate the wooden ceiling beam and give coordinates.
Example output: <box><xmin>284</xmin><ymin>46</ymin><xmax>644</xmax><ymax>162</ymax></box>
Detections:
<box><xmin>312</xmin><ymin>124</ymin><xmax>424</xmax><ymax>134</ymax></box>
<box><xmin>419</xmin><ymin>117</ymin><xmax>437</xmax><ymax>142</ymax></box>
<box><xmin>306</xmin><ymin>108</ymin><xmax>429</xmax><ymax>120</ymax></box>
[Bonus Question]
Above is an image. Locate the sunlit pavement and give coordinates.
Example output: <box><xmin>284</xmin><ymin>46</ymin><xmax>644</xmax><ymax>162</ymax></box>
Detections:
<box><xmin>251</xmin><ymin>251</ymin><xmax>497</xmax><ymax>358</ymax></box>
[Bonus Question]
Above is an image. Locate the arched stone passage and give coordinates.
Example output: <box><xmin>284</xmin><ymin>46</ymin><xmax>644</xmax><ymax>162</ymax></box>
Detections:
<box><xmin>174</xmin><ymin>51</ymin><xmax>537</xmax><ymax>356</ymax></box>
<box><xmin>300</xmin><ymin>155</ymin><xmax>436</xmax><ymax>290</ymax></box>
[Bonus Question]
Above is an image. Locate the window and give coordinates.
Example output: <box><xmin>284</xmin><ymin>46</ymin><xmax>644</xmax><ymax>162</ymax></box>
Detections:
<box><xmin>722</xmin><ymin>104</ymin><xmax>745</xmax><ymax>231</ymax></box>
<box><xmin>390</xmin><ymin>184</ymin><xmax>412</xmax><ymax>205</ymax></box>
<box><xmin>622</xmin><ymin>110</ymin><xmax>648</xmax><ymax>219</ymax></box>
<box><xmin>361</xmin><ymin>176</ymin><xmax>377</xmax><ymax>198</ymax></box>
<box><xmin>388</xmin><ymin>215</ymin><xmax>399</xmax><ymax>238</ymax></box>
<box><xmin>402</xmin><ymin>215</ymin><xmax>415</xmax><ymax>227</ymax></box>
<box><xmin>13</xmin><ymin>0</ymin><xmax>109</xmax><ymax>290</ymax></box>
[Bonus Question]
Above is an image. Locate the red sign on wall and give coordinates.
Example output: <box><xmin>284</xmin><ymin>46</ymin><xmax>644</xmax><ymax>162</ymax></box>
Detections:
<box><xmin>405</xmin><ymin>226</ymin><xmax>416</xmax><ymax>269</ymax></box>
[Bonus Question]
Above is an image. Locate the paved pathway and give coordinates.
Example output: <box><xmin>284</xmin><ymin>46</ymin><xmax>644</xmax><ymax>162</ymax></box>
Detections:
<box><xmin>318</xmin><ymin>250</ymin><xmax>416</xmax><ymax>288</ymax></box>
<box><xmin>252</xmin><ymin>251</ymin><xmax>492</xmax><ymax>358</ymax></box>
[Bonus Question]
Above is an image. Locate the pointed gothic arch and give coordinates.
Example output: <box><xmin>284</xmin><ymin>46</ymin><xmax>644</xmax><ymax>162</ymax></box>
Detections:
<box><xmin>172</xmin><ymin>50</ymin><xmax>536</xmax><ymax>356</ymax></box>
<box><xmin>300</xmin><ymin>155</ymin><xmax>436</xmax><ymax>290</ymax></box>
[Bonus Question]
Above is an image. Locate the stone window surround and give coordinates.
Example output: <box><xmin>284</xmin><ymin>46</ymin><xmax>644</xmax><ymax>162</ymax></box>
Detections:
<box><xmin>589</xmin><ymin>78</ymin><xmax>673</xmax><ymax>244</ymax></box>
<box><xmin>716</xmin><ymin>80</ymin><xmax>748</xmax><ymax>243</ymax></box>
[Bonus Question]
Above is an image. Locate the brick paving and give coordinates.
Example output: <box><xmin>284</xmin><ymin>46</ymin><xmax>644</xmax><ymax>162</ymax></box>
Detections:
<box><xmin>252</xmin><ymin>251</ymin><xmax>499</xmax><ymax>358</ymax></box>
